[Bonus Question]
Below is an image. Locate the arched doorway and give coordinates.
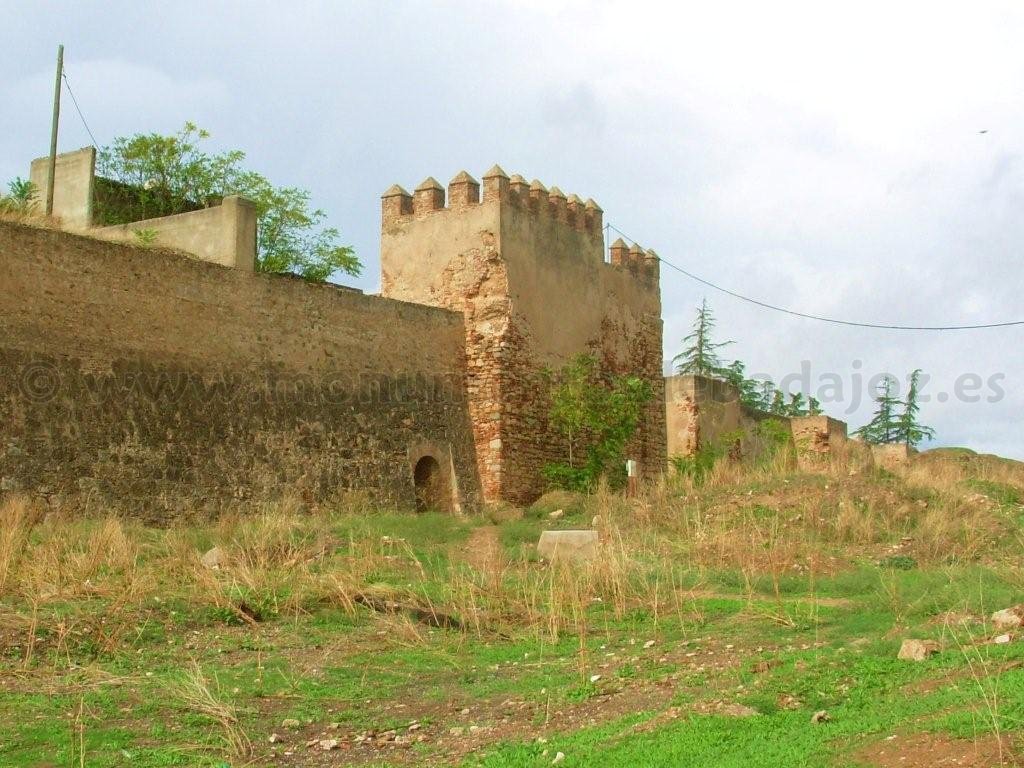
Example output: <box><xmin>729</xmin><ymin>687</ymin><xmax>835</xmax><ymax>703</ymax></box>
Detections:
<box><xmin>413</xmin><ymin>455</ymin><xmax>447</xmax><ymax>512</ymax></box>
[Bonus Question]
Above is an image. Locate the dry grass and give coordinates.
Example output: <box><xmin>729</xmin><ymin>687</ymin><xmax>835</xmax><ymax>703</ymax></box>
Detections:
<box><xmin>0</xmin><ymin>446</ymin><xmax>1017</xmax><ymax>672</ymax></box>
<box><xmin>170</xmin><ymin>661</ymin><xmax>251</xmax><ymax>758</ymax></box>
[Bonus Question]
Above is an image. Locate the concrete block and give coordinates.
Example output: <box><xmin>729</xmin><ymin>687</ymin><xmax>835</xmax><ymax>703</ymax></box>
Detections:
<box><xmin>537</xmin><ymin>529</ymin><xmax>599</xmax><ymax>562</ymax></box>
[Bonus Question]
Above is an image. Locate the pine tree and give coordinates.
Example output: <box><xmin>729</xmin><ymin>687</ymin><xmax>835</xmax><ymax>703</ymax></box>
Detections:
<box><xmin>673</xmin><ymin>299</ymin><xmax>733</xmax><ymax>378</ymax></box>
<box><xmin>854</xmin><ymin>375</ymin><xmax>902</xmax><ymax>444</ymax></box>
<box><xmin>808</xmin><ymin>396</ymin><xmax>822</xmax><ymax>416</ymax></box>
<box><xmin>787</xmin><ymin>392</ymin><xmax>807</xmax><ymax>417</ymax></box>
<box><xmin>770</xmin><ymin>390</ymin><xmax>787</xmax><ymax>416</ymax></box>
<box><xmin>724</xmin><ymin>360</ymin><xmax>761</xmax><ymax>409</ymax></box>
<box><xmin>758</xmin><ymin>379</ymin><xmax>776</xmax><ymax>412</ymax></box>
<box><xmin>895</xmin><ymin>369</ymin><xmax>936</xmax><ymax>447</ymax></box>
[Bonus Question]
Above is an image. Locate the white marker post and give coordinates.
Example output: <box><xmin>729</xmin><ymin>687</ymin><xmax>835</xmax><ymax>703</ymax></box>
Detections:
<box><xmin>626</xmin><ymin>458</ymin><xmax>638</xmax><ymax>498</ymax></box>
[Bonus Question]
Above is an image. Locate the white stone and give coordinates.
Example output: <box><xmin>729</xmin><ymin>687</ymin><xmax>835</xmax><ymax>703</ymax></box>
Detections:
<box><xmin>537</xmin><ymin>530</ymin><xmax>599</xmax><ymax>562</ymax></box>
<box><xmin>992</xmin><ymin>606</ymin><xmax>1024</xmax><ymax>632</ymax></box>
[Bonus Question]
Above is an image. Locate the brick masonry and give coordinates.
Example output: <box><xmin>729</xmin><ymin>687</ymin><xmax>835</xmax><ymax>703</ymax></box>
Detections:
<box><xmin>381</xmin><ymin>168</ymin><xmax>665</xmax><ymax>504</ymax></box>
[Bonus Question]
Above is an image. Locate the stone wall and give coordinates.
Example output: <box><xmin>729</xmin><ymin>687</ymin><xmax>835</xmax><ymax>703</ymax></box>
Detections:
<box><xmin>791</xmin><ymin>415</ymin><xmax>849</xmax><ymax>468</ymax></box>
<box><xmin>665</xmin><ymin>374</ymin><xmax>785</xmax><ymax>459</ymax></box>
<box><xmin>0</xmin><ymin>220</ymin><xmax>481</xmax><ymax>520</ymax></box>
<box><xmin>380</xmin><ymin>167</ymin><xmax>665</xmax><ymax>503</ymax></box>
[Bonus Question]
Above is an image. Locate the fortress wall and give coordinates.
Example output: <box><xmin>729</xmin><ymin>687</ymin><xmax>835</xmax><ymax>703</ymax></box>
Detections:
<box><xmin>0</xmin><ymin>220</ymin><xmax>481</xmax><ymax>520</ymax></box>
<box><xmin>497</xmin><ymin>202</ymin><xmax>665</xmax><ymax>501</ymax></box>
<box><xmin>665</xmin><ymin>375</ymin><xmax>786</xmax><ymax>459</ymax></box>
<box><xmin>380</xmin><ymin>169</ymin><xmax>664</xmax><ymax>503</ymax></box>
<box><xmin>666</xmin><ymin>374</ymin><xmax>854</xmax><ymax>470</ymax></box>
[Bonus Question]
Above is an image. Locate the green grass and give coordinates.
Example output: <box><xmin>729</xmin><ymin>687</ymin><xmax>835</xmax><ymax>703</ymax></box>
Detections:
<box><xmin>2</xmin><ymin>461</ymin><xmax>1023</xmax><ymax>767</ymax></box>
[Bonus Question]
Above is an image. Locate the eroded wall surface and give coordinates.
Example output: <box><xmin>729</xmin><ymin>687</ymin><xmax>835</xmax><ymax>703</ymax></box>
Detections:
<box><xmin>0</xmin><ymin>221</ymin><xmax>481</xmax><ymax>520</ymax></box>
<box><xmin>380</xmin><ymin>170</ymin><xmax>665</xmax><ymax>503</ymax></box>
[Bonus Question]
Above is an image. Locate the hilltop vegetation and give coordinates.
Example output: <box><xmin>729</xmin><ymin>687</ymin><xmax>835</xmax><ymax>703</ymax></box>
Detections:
<box><xmin>0</xmin><ymin>449</ymin><xmax>1022</xmax><ymax>766</ymax></box>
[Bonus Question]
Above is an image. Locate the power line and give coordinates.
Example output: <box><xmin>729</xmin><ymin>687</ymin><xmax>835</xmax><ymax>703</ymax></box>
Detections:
<box><xmin>604</xmin><ymin>223</ymin><xmax>1024</xmax><ymax>331</ymax></box>
<box><xmin>61</xmin><ymin>69</ymin><xmax>99</xmax><ymax>148</ymax></box>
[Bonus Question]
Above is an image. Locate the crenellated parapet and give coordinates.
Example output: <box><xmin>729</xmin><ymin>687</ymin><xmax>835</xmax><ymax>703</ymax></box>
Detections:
<box><xmin>381</xmin><ymin>165</ymin><xmax>606</xmax><ymax>241</ymax></box>
<box><xmin>381</xmin><ymin>163</ymin><xmax>660</xmax><ymax>302</ymax></box>
<box><xmin>609</xmin><ymin>238</ymin><xmax>660</xmax><ymax>281</ymax></box>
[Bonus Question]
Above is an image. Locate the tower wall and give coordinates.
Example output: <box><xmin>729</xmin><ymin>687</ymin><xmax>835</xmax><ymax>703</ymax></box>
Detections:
<box><xmin>380</xmin><ymin>168</ymin><xmax>664</xmax><ymax>503</ymax></box>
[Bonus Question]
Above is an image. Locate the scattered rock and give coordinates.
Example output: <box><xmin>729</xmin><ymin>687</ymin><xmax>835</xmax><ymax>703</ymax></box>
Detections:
<box><xmin>280</xmin><ymin>718</ymin><xmax>301</xmax><ymax>729</ymax></box>
<box><xmin>778</xmin><ymin>694</ymin><xmax>801</xmax><ymax>710</ymax></box>
<box><xmin>268</xmin><ymin>733</ymin><xmax>284</xmax><ymax>743</ymax></box>
<box><xmin>643</xmin><ymin>640</ymin><xmax>656</xmax><ymax>649</ymax></box>
<box><xmin>319</xmin><ymin>739</ymin><xmax>339</xmax><ymax>751</ymax></box>
<box><xmin>811</xmin><ymin>710</ymin><xmax>831</xmax><ymax>724</ymax></box>
<box><xmin>589</xmin><ymin>674</ymin><xmax>601</xmax><ymax>683</ymax></box>
<box><xmin>552</xmin><ymin>752</ymin><xmax>566</xmax><ymax>764</ymax></box>
<box><xmin>993</xmin><ymin>633</ymin><xmax>1013</xmax><ymax>645</ymax></box>
<box><xmin>548</xmin><ymin>509</ymin><xmax>564</xmax><ymax>519</ymax></box>
<box><xmin>200</xmin><ymin>546</ymin><xmax>227</xmax><ymax>570</ymax></box>
<box><xmin>897</xmin><ymin>639</ymin><xmax>939</xmax><ymax>661</ymax></box>
<box><xmin>991</xmin><ymin>606</ymin><xmax>1024</xmax><ymax>632</ymax></box>
<box><xmin>449</xmin><ymin>726</ymin><xmax>464</xmax><ymax>736</ymax></box>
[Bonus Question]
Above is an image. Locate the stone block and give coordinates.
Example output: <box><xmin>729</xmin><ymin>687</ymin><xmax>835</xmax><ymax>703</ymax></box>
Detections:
<box><xmin>537</xmin><ymin>529</ymin><xmax>599</xmax><ymax>562</ymax></box>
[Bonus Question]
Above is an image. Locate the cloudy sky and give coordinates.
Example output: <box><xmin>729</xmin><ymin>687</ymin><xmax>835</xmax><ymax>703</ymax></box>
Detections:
<box><xmin>2</xmin><ymin>1</ymin><xmax>1022</xmax><ymax>457</ymax></box>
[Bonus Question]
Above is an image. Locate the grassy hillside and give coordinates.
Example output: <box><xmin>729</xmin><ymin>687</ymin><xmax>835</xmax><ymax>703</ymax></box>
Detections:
<box><xmin>0</xmin><ymin>449</ymin><xmax>1022</xmax><ymax>766</ymax></box>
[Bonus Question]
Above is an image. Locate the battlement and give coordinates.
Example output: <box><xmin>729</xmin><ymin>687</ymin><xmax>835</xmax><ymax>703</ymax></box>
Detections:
<box><xmin>382</xmin><ymin>165</ymin><xmax>658</xmax><ymax>283</ymax></box>
<box><xmin>382</xmin><ymin>165</ymin><xmax>604</xmax><ymax>236</ymax></box>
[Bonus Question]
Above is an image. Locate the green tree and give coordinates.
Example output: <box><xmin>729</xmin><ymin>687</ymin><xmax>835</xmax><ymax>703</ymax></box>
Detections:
<box><xmin>0</xmin><ymin>178</ymin><xmax>36</xmax><ymax>213</ymax></box>
<box><xmin>787</xmin><ymin>391</ymin><xmax>807</xmax><ymax>417</ymax></box>
<box><xmin>723</xmin><ymin>360</ymin><xmax>762</xmax><ymax>410</ymax></box>
<box><xmin>807</xmin><ymin>396</ymin><xmax>822</xmax><ymax>416</ymax></box>
<box><xmin>770</xmin><ymin>389</ymin><xmax>787</xmax><ymax>416</ymax></box>
<box><xmin>854</xmin><ymin>375</ymin><xmax>902</xmax><ymax>444</ymax></box>
<box><xmin>543</xmin><ymin>354</ymin><xmax>652</xmax><ymax>492</ymax></box>
<box><xmin>96</xmin><ymin>122</ymin><xmax>359</xmax><ymax>281</ymax></box>
<box><xmin>757</xmin><ymin>379</ymin><xmax>777</xmax><ymax>412</ymax></box>
<box><xmin>895</xmin><ymin>368</ymin><xmax>935</xmax><ymax>447</ymax></box>
<box><xmin>673</xmin><ymin>299</ymin><xmax>733</xmax><ymax>378</ymax></box>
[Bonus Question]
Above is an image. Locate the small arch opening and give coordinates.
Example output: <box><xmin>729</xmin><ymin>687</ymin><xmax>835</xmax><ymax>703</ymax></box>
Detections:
<box><xmin>413</xmin><ymin>455</ymin><xmax>447</xmax><ymax>513</ymax></box>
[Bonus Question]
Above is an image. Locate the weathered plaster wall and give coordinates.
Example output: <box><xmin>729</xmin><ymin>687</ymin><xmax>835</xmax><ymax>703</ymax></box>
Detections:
<box><xmin>93</xmin><ymin>196</ymin><xmax>257</xmax><ymax>270</ymax></box>
<box><xmin>380</xmin><ymin>169</ymin><xmax>665</xmax><ymax>503</ymax></box>
<box><xmin>0</xmin><ymin>221</ymin><xmax>481</xmax><ymax>520</ymax></box>
<box><xmin>665</xmin><ymin>375</ymin><xmax>785</xmax><ymax>459</ymax></box>
<box><xmin>28</xmin><ymin>148</ymin><xmax>257</xmax><ymax>271</ymax></box>
<box><xmin>791</xmin><ymin>415</ymin><xmax>849</xmax><ymax>467</ymax></box>
<box><xmin>29</xmin><ymin>146</ymin><xmax>95</xmax><ymax>229</ymax></box>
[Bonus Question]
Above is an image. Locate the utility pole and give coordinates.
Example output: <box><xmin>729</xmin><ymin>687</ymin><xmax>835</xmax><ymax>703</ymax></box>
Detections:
<box><xmin>45</xmin><ymin>44</ymin><xmax>64</xmax><ymax>216</ymax></box>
